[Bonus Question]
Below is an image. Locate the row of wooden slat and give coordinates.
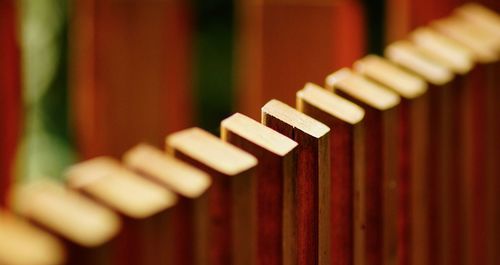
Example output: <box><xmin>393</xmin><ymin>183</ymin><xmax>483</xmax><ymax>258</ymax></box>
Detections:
<box><xmin>1</xmin><ymin>3</ymin><xmax>499</xmax><ymax>265</ymax></box>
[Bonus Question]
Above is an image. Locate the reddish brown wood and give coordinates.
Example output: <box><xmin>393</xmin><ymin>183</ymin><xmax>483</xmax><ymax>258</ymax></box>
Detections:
<box><xmin>296</xmin><ymin>84</ymin><xmax>365</xmax><ymax>265</ymax></box>
<box><xmin>0</xmin><ymin>0</ymin><xmax>21</xmax><ymax>207</ymax></box>
<box><xmin>166</xmin><ymin>128</ymin><xmax>257</xmax><ymax>265</ymax></box>
<box><xmin>221</xmin><ymin>113</ymin><xmax>298</xmax><ymax>265</ymax></box>
<box><xmin>236</xmin><ymin>0</ymin><xmax>365</xmax><ymax>119</ymax></box>
<box><xmin>261</xmin><ymin>99</ymin><xmax>331</xmax><ymax>265</ymax></box>
<box><xmin>71</xmin><ymin>0</ymin><xmax>193</xmax><ymax>158</ymax></box>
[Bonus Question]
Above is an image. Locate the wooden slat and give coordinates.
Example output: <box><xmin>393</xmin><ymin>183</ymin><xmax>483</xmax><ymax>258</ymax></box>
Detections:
<box><xmin>296</xmin><ymin>83</ymin><xmax>365</xmax><ymax>265</ymax></box>
<box><xmin>123</xmin><ymin>143</ymin><xmax>212</xmax><ymax>265</ymax></box>
<box><xmin>12</xmin><ymin>180</ymin><xmax>121</xmax><ymax>265</ymax></box>
<box><xmin>326</xmin><ymin>69</ymin><xmax>401</xmax><ymax>265</ymax></box>
<box><xmin>354</xmin><ymin>54</ymin><xmax>428</xmax><ymax>265</ymax></box>
<box><xmin>221</xmin><ymin>113</ymin><xmax>298</xmax><ymax>265</ymax></box>
<box><xmin>261</xmin><ymin>100</ymin><xmax>331</xmax><ymax>264</ymax></box>
<box><xmin>0</xmin><ymin>211</ymin><xmax>65</xmax><ymax>265</ymax></box>
<box><xmin>386</xmin><ymin>40</ymin><xmax>455</xmax><ymax>265</ymax></box>
<box><xmin>166</xmin><ymin>128</ymin><xmax>258</xmax><ymax>265</ymax></box>
<box><xmin>66</xmin><ymin>157</ymin><xmax>177</xmax><ymax>265</ymax></box>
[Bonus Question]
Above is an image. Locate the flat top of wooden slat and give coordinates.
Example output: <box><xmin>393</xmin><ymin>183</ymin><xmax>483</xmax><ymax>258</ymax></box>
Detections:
<box><xmin>123</xmin><ymin>144</ymin><xmax>211</xmax><ymax>198</ymax></box>
<box><xmin>262</xmin><ymin>99</ymin><xmax>330</xmax><ymax>138</ymax></box>
<box><xmin>326</xmin><ymin>68</ymin><xmax>401</xmax><ymax>110</ymax></box>
<box><xmin>13</xmin><ymin>180</ymin><xmax>121</xmax><ymax>247</ymax></box>
<box><xmin>296</xmin><ymin>83</ymin><xmax>365</xmax><ymax>124</ymax></box>
<box><xmin>385</xmin><ymin>40</ymin><xmax>454</xmax><ymax>85</ymax></box>
<box><xmin>0</xmin><ymin>212</ymin><xmax>65</xmax><ymax>265</ymax></box>
<box><xmin>455</xmin><ymin>3</ymin><xmax>500</xmax><ymax>38</ymax></box>
<box><xmin>354</xmin><ymin>55</ymin><xmax>428</xmax><ymax>99</ymax></box>
<box><xmin>66</xmin><ymin>157</ymin><xmax>177</xmax><ymax>219</ymax></box>
<box><xmin>432</xmin><ymin>17</ymin><xmax>499</xmax><ymax>63</ymax></box>
<box><xmin>411</xmin><ymin>27</ymin><xmax>475</xmax><ymax>74</ymax></box>
<box><xmin>166</xmin><ymin>127</ymin><xmax>258</xmax><ymax>176</ymax></box>
<box><xmin>221</xmin><ymin>113</ymin><xmax>298</xmax><ymax>156</ymax></box>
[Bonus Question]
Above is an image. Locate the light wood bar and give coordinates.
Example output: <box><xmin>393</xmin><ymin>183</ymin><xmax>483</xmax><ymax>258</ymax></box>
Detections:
<box><xmin>354</xmin><ymin>54</ymin><xmax>428</xmax><ymax>265</ymax></box>
<box><xmin>326</xmin><ymin>69</ymin><xmax>400</xmax><ymax>265</ymax></box>
<box><xmin>261</xmin><ymin>99</ymin><xmax>331</xmax><ymax>265</ymax></box>
<box><xmin>0</xmin><ymin>211</ymin><xmax>65</xmax><ymax>265</ymax></box>
<box><xmin>12</xmin><ymin>180</ymin><xmax>121</xmax><ymax>265</ymax></box>
<box><xmin>123</xmin><ymin>143</ymin><xmax>212</xmax><ymax>265</ymax></box>
<box><xmin>166</xmin><ymin>127</ymin><xmax>258</xmax><ymax>265</ymax></box>
<box><xmin>221</xmin><ymin>113</ymin><xmax>298</xmax><ymax>265</ymax></box>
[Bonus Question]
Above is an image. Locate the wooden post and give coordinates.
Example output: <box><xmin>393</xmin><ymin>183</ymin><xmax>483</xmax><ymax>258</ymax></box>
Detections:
<box><xmin>354</xmin><ymin>55</ymin><xmax>428</xmax><ymax>265</ymax></box>
<box><xmin>123</xmin><ymin>143</ymin><xmax>212</xmax><ymax>265</ymax></box>
<box><xmin>66</xmin><ymin>157</ymin><xmax>178</xmax><ymax>265</ymax></box>
<box><xmin>166</xmin><ymin>128</ymin><xmax>258</xmax><ymax>265</ymax></box>
<box><xmin>296</xmin><ymin>83</ymin><xmax>365</xmax><ymax>265</ymax></box>
<box><xmin>261</xmin><ymin>99</ymin><xmax>331</xmax><ymax>265</ymax></box>
<box><xmin>385</xmin><ymin>40</ymin><xmax>454</xmax><ymax>265</ymax></box>
<box><xmin>0</xmin><ymin>210</ymin><xmax>66</xmax><ymax>265</ymax></box>
<box><xmin>326</xmin><ymin>69</ymin><xmax>401</xmax><ymax>265</ymax></box>
<box><xmin>220</xmin><ymin>113</ymin><xmax>298</xmax><ymax>265</ymax></box>
<box><xmin>12</xmin><ymin>180</ymin><xmax>121</xmax><ymax>265</ymax></box>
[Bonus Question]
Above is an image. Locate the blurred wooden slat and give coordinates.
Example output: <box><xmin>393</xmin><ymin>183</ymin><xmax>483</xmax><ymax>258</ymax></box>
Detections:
<box><xmin>66</xmin><ymin>157</ymin><xmax>178</xmax><ymax>265</ymax></box>
<box><xmin>12</xmin><ymin>180</ymin><xmax>121</xmax><ymax>265</ymax></box>
<box><xmin>237</xmin><ymin>0</ymin><xmax>365</xmax><ymax>119</ymax></box>
<box><xmin>326</xmin><ymin>69</ymin><xmax>400</xmax><ymax>265</ymax></box>
<box><xmin>296</xmin><ymin>83</ymin><xmax>365</xmax><ymax>265</ymax></box>
<box><xmin>261</xmin><ymin>99</ymin><xmax>331</xmax><ymax>265</ymax></box>
<box><xmin>123</xmin><ymin>143</ymin><xmax>212</xmax><ymax>265</ymax></box>
<box><xmin>386</xmin><ymin>40</ymin><xmax>455</xmax><ymax>265</ymax></box>
<box><xmin>0</xmin><ymin>211</ymin><xmax>66</xmax><ymax>265</ymax></box>
<box><xmin>166</xmin><ymin>128</ymin><xmax>258</xmax><ymax>265</ymax></box>
<box><xmin>71</xmin><ymin>0</ymin><xmax>193</xmax><ymax>158</ymax></box>
<box><xmin>221</xmin><ymin>113</ymin><xmax>298</xmax><ymax>265</ymax></box>
<box><xmin>0</xmin><ymin>0</ymin><xmax>21</xmax><ymax>207</ymax></box>
<box><xmin>354</xmin><ymin>55</ymin><xmax>428</xmax><ymax>265</ymax></box>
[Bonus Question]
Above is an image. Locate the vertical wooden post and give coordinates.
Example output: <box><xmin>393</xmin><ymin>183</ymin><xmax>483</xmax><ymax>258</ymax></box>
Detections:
<box><xmin>326</xmin><ymin>69</ymin><xmax>401</xmax><ymax>265</ymax></box>
<box><xmin>12</xmin><ymin>180</ymin><xmax>121</xmax><ymax>265</ymax></box>
<box><xmin>354</xmin><ymin>55</ymin><xmax>428</xmax><ymax>265</ymax></box>
<box><xmin>220</xmin><ymin>113</ymin><xmax>298</xmax><ymax>265</ymax></box>
<box><xmin>385</xmin><ymin>40</ymin><xmax>454</xmax><ymax>265</ymax></box>
<box><xmin>166</xmin><ymin>128</ymin><xmax>258</xmax><ymax>265</ymax></box>
<box><xmin>296</xmin><ymin>83</ymin><xmax>365</xmax><ymax>265</ymax></box>
<box><xmin>123</xmin><ymin>143</ymin><xmax>212</xmax><ymax>265</ymax></box>
<box><xmin>66</xmin><ymin>157</ymin><xmax>178</xmax><ymax>265</ymax></box>
<box><xmin>261</xmin><ymin>99</ymin><xmax>331</xmax><ymax>265</ymax></box>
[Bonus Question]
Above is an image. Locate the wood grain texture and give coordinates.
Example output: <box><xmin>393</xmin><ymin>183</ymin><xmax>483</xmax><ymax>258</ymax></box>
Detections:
<box><xmin>326</xmin><ymin>70</ymin><xmax>401</xmax><ymax>265</ymax></box>
<box><xmin>66</xmin><ymin>157</ymin><xmax>178</xmax><ymax>265</ymax></box>
<box><xmin>236</xmin><ymin>0</ymin><xmax>365</xmax><ymax>119</ymax></box>
<box><xmin>354</xmin><ymin>55</ymin><xmax>429</xmax><ymax>265</ymax></box>
<box><xmin>221</xmin><ymin>113</ymin><xmax>298</xmax><ymax>265</ymax></box>
<box><xmin>296</xmin><ymin>84</ymin><xmax>365</xmax><ymax>265</ymax></box>
<box><xmin>71</xmin><ymin>0</ymin><xmax>193</xmax><ymax>158</ymax></box>
<box><xmin>261</xmin><ymin>99</ymin><xmax>331</xmax><ymax>265</ymax></box>
<box><xmin>166</xmin><ymin>128</ymin><xmax>258</xmax><ymax>265</ymax></box>
<box><xmin>0</xmin><ymin>0</ymin><xmax>21</xmax><ymax>207</ymax></box>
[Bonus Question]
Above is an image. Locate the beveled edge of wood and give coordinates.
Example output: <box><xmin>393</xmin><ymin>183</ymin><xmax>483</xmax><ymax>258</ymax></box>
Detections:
<box><xmin>296</xmin><ymin>82</ymin><xmax>365</xmax><ymax>125</ymax></box>
<box><xmin>0</xmin><ymin>211</ymin><xmax>65</xmax><ymax>265</ymax></box>
<box><xmin>354</xmin><ymin>54</ymin><xmax>428</xmax><ymax>99</ymax></box>
<box><xmin>325</xmin><ymin>68</ymin><xmax>401</xmax><ymax>110</ymax></box>
<box><xmin>221</xmin><ymin>113</ymin><xmax>298</xmax><ymax>157</ymax></box>
<box><xmin>262</xmin><ymin>99</ymin><xmax>330</xmax><ymax>138</ymax></box>
<box><xmin>432</xmin><ymin>16</ymin><xmax>499</xmax><ymax>63</ymax></box>
<box><xmin>385</xmin><ymin>40</ymin><xmax>454</xmax><ymax>85</ymax></box>
<box><xmin>455</xmin><ymin>3</ymin><xmax>500</xmax><ymax>38</ymax></box>
<box><xmin>123</xmin><ymin>143</ymin><xmax>211</xmax><ymax>199</ymax></box>
<box><xmin>411</xmin><ymin>27</ymin><xmax>475</xmax><ymax>74</ymax></box>
<box><xmin>166</xmin><ymin>127</ymin><xmax>258</xmax><ymax>176</ymax></box>
<box><xmin>66</xmin><ymin>157</ymin><xmax>177</xmax><ymax>219</ymax></box>
<box><xmin>12</xmin><ymin>179</ymin><xmax>121</xmax><ymax>248</ymax></box>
